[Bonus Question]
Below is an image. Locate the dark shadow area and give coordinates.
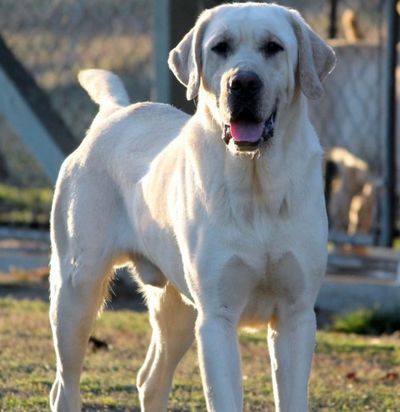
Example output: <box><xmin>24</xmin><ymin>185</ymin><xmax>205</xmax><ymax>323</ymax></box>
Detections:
<box><xmin>0</xmin><ymin>266</ymin><xmax>146</xmax><ymax>312</ymax></box>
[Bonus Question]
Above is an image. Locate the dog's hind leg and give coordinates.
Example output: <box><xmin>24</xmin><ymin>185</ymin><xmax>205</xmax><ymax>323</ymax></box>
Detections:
<box><xmin>49</xmin><ymin>250</ymin><xmax>112</xmax><ymax>412</ymax></box>
<box><xmin>137</xmin><ymin>283</ymin><xmax>197</xmax><ymax>412</ymax></box>
<box><xmin>48</xmin><ymin>174</ymin><xmax>120</xmax><ymax>411</ymax></box>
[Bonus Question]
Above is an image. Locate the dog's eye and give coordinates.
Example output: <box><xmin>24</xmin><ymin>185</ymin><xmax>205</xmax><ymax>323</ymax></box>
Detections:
<box><xmin>211</xmin><ymin>41</ymin><xmax>230</xmax><ymax>56</ymax></box>
<box><xmin>263</xmin><ymin>41</ymin><xmax>284</xmax><ymax>56</ymax></box>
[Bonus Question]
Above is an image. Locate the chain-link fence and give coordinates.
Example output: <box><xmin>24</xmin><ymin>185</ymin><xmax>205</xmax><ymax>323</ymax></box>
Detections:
<box><xmin>0</xmin><ymin>0</ymin><xmax>397</xmax><ymax>243</ymax></box>
<box><xmin>276</xmin><ymin>0</ymin><xmax>397</xmax><ymax>245</ymax></box>
<box><xmin>308</xmin><ymin>0</ymin><xmax>389</xmax><ymax>243</ymax></box>
<box><xmin>0</xmin><ymin>0</ymin><xmax>153</xmax><ymax>174</ymax></box>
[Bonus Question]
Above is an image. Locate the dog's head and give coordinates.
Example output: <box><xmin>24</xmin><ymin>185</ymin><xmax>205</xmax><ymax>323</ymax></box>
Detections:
<box><xmin>168</xmin><ymin>3</ymin><xmax>335</xmax><ymax>154</ymax></box>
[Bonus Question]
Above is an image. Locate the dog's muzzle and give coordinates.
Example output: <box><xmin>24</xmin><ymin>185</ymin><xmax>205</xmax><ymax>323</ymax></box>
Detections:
<box><xmin>222</xmin><ymin>111</ymin><xmax>276</xmax><ymax>151</ymax></box>
<box><xmin>223</xmin><ymin>71</ymin><xmax>276</xmax><ymax>151</ymax></box>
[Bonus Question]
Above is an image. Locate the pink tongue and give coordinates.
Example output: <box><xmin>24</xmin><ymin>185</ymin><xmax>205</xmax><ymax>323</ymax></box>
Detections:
<box><xmin>230</xmin><ymin>122</ymin><xmax>264</xmax><ymax>143</ymax></box>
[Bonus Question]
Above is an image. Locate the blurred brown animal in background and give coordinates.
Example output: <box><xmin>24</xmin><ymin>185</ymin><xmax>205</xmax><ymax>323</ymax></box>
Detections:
<box><xmin>325</xmin><ymin>147</ymin><xmax>377</xmax><ymax>235</ymax></box>
<box><xmin>341</xmin><ymin>9</ymin><xmax>363</xmax><ymax>43</ymax></box>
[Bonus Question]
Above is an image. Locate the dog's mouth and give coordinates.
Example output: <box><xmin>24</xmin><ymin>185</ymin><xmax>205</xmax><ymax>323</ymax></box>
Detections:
<box><xmin>223</xmin><ymin>110</ymin><xmax>276</xmax><ymax>151</ymax></box>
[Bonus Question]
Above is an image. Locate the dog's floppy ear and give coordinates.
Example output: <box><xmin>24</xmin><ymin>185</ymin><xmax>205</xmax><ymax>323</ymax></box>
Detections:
<box><xmin>168</xmin><ymin>10</ymin><xmax>210</xmax><ymax>101</ymax></box>
<box><xmin>290</xmin><ymin>10</ymin><xmax>336</xmax><ymax>99</ymax></box>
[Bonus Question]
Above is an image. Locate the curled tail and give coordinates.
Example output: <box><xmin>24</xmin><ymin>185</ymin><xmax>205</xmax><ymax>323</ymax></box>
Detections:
<box><xmin>78</xmin><ymin>69</ymin><xmax>130</xmax><ymax>126</ymax></box>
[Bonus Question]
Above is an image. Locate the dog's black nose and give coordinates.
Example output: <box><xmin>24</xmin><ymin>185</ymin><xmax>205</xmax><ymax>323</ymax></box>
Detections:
<box><xmin>229</xmin><ymin>71</ymin><xmax>262</xmax><ymax>97</ymax></box>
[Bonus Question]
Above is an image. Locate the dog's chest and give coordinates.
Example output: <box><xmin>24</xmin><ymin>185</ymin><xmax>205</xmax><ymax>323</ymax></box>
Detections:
<box><xmin>224</xmin><ymin>161</ymin><xmax>293</xmax><ymax>226</ymax></box>
<box><xmin>239</xmin><ymin>248</ymin><xmax>311</xmax><ymax>326</ymax></box>
<box><xmin>232</xmin><ymin>210</ymin><xmax>327</xmax><ymax>327</ymax></box>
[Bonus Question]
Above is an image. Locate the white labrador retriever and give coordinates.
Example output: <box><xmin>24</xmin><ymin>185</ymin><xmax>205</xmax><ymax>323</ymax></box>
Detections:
<box><xmin>49</xmin><ymin>3</ymin><xmax>335</xmax><ymax>411</ymax></box>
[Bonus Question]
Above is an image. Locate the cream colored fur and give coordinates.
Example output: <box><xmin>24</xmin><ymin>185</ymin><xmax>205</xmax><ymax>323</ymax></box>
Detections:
<box><xmin>49</xmin><ymin>3</ymin><xmax>335</xmax><ymax>412</ymax></box>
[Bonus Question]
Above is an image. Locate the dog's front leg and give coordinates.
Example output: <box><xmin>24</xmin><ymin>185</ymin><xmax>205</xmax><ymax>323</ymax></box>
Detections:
<box><xmin>267</xmin><ymin>304</ymin><xmax>317</xmax><ymax>412</ymax></box>
<box><xmin>196</xmin><ymin>312</ymin><xmax>242</xmax><ymax>412</ymax></box>
<box><xmin>187</xmin><ymin>255</ymin><xmax>256</xmax><ymax>412</ymax></box>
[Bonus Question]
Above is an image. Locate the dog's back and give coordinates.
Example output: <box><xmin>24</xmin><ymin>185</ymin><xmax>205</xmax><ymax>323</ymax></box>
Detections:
<box><xmin>71</xmin><ymin>70</ymin><xmax>189</xmax><ymax>183</ymax></box>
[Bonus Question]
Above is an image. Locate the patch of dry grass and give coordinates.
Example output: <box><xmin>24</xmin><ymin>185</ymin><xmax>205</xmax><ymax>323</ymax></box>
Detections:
<box><xmin>0</xmin><ymin>297</ymin><xmax>399</xmax><ymax>411</ymax></box>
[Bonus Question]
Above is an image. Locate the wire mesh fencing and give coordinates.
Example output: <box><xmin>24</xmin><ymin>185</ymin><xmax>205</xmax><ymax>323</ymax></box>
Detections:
<box><xmin>0</xmin><ymin>0</ymin><xmax>397</xmax><ymax>242</ymax></box>
<box><xmin>258</xmin><ymin>0</ymin><xmax>395</xmax><ymax>242</ymax></box>
<box><xmin>308</xmin><ymin>0</ymin><xmax>398</xmax><ymax>243</ymax></box>
<box><xmin>0</xmin><ymin>0</ymin><xmax>153</xmax><ymax>143</ymax></box>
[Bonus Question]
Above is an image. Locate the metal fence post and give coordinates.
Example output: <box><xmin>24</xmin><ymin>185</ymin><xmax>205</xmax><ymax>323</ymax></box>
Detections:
<box><xmin>328</xmin><ymin>0</ymin><xmax>339</xmax><ymax>39</ymax></box>
<box><xmin>153</xmin><ymin>0</ymin><xmax>170</xmax><ymax>103</ymax></box>
<box><xmin>380</xmin><ymin>0</ymin><xmax>398</xmax><ymax>247</ymax></box>
<box><xmin>153</xmin><ymin>0</ymin><xmax>199</xmax><ymax>113</ymax></box>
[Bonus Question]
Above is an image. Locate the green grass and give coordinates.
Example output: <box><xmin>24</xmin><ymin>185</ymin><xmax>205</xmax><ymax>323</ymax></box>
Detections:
<box><xmin>0</xmin><ymin>184</ymin><xmax>53</xmax><ymax>226</ymax></box>
<box><xmin>0</xmin><ymin>297</ymin><xmax>399</xmax><ymax>411</ymax></box>
<box><xmin>331</xmin><ymin>308</ymin><xmax>400</xmax><ymax>336</ymax></box>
